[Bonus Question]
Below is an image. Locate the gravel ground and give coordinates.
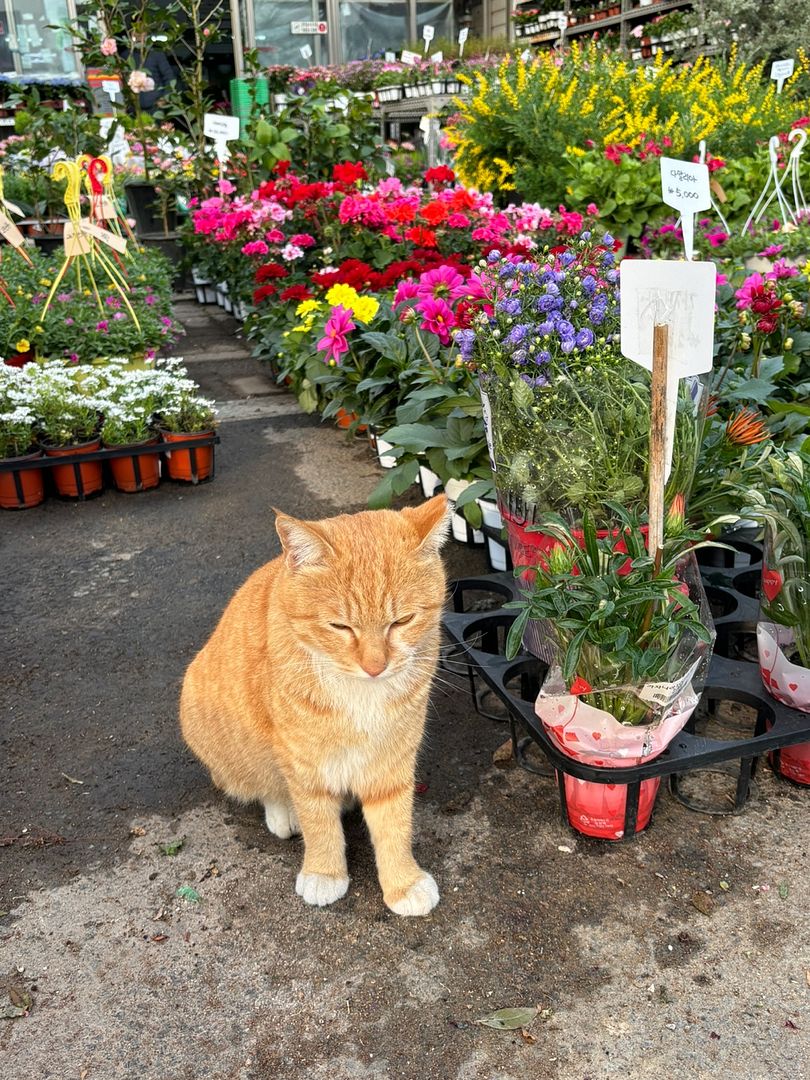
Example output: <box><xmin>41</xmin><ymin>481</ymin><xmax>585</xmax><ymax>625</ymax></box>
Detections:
<box><xmin>1</xmin><ymin>305</ymin><xmax>808</xmax><ymax>1079</ymax></box>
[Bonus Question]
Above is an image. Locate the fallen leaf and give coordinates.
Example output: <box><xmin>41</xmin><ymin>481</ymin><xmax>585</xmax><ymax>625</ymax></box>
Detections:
<box><xmin>719</xmin><ymin>880</ymin><xmax>730</xmax><ymax>891</ymax></box>
<box><xmin>492</xmin><ymin>738</ymin><xmax>514</xmax><ymax>766</ymax></box>
<box><xmin>691</xmin><ymin>892</ymin><xmax>714</xmax><ymax>916</ymax></box>
<box><xmin>61</xmin><ymin>772</ymin><xmax>84</xmax><ymax>785</ymax></box>
<box><xmin>200</xmin><ymin>863</ymin><xmax>220</xmax><ymax>881</ymax></box>
<box><xmin>539</xmin><ymin>1008</ymin><xmax>554</xmax><ymax>1021</ymax></box>
<box><xmin>8</xmin><ymin>988</ymin><xmax>31</xmax><ymax>1010</ymax></box>
<box><xmin>1</xmin><ymin>1003</ymin><xmax>26</xmax><ymax>1020</ymax></box>
<box><xmin>475</xmin><ymin>1007</ymin><xmax>537</xmax><ymax>1030</ymax></box>
<box><xmin>80</xmin><ymin>1070</ymin><xmax>89</xmax><ymax>1079</ymax></box>
<box><xmin>0</xmin><ymin>911</ymin><xmax>8</xmax><ymax>919</ymax></box>
<box><xmin>805</xmin><ymin>970</ymin><xmax>810</xmax><ymax>989</ymax></box>
<box><xmin>778</xmin><ymin>882</ymin><xmax>789</xmax><ymax>900</ymax></box>
<box><xmin>519</xmin><ymin>1027</ymin><xmax>536</xmax><ymax>1044</ymax></box>
<box><xmin>176</xmin><ymin>885</ymin><xmax>201</xmax><ymax>903</ymax></box>
<box><xmin>710</xmin><ymin>1031</ymin><xmax>720</xmax><ymax>1040</ymax></box>
<box><xmin>150</xmin><ymin>934</ymin><xmax>169</xmax><ymax>943</ymax></box>
<box><xmin>129</xmin><ymin>826</ymin><xmax>146</xmax><ymax>837</ymax></box>
<box><xmin>557</xmin><ymin>845</ymin><xmax>573</xmax><ymax>854</ymax></box>
<box><xmin>158</xmin><ymin>837</ymin><xmax>185</xmax><ymax>857</ymax></box>
<box><xmin>785</xmin><ymin>1019</ymin><xmax>799</xmax><ymax>1030</ymax></box>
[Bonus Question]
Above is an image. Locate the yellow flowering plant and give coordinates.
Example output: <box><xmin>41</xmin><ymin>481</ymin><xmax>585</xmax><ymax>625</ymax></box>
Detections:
<box><xmin>450</xmin><ymin>44</ymin><xmax>810</xmax><ymax>230</ymax></box>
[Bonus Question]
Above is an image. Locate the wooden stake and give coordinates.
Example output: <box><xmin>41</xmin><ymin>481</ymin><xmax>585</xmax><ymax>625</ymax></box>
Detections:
<box><xmin>648</xmin><ymin>323</ymin><xmax>669</xmax><ymax>568</ymax></box>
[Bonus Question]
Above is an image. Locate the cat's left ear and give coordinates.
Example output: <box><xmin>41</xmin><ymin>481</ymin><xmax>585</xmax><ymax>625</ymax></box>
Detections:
<box><xmin>402</xmin><ymin>494</ymin><xmax>452</xmax><ymax>557</ymax></box>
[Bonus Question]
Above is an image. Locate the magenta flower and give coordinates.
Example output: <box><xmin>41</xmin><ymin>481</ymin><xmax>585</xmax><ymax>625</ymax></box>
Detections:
<box><xmin>417</xmin><ymin>265</ymin><xmax>467</xmax><ymax>302</ymax></box>
<box><xmin>96</xmin><ymin>320</ymin><xmax>109</xmax><ymax>332</ymax></box>
<box><xmin>105</xmin><ymin>295</ymin><xmax>121</xmax><ymax>308</ymax></box>
<box><xmin>144</xmin><ymin>295</ymin><xmax>156</xmax><ymax>306</ymax></box>
<box><xmin>317</xmin><ymin>305</ymin><xmax>355</xmax><ymax>364</ymax></box>
<box><xmin>290</xmin><ymin>233</ymin><xmax>316</xmax><ymax>248</ymax></box>
<box><xmin>161</xmin><ymin>316</ymin><xmax>172</xmax><ymax>327</ymax></box>
<box><xmin>416</xmin><ymin>296</ymin><xmax>456</xmax><ymax>345</ymax></box>
<box><xmin>242</xmin><ymin>239</ymin><xmax>269</xmax><ymax>257</ymax></box>
<box><xmin>393</xmin><ymin>279</ymin><xmax>420</xmax><ymax>307</ymax></box>
<box><xmin>265</xmin><ymin>228</ymin><xmax>285</xmax><ymax>244</ymax></box>
<box><xmin>64</xmin><ymin>317</ymin><xmax>74</xmax><ymax>326</ymax></box>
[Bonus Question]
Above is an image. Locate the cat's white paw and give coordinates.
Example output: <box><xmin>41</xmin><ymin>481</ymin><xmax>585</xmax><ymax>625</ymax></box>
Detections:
<box><xmin>296</xmin><ymin>872</ymin><xmax>350</xmax><ymax>907</ymax></box>
<box><xmin>264</xmin><ymin>801</ymin><xmax>300</xmax><ymax>839</ymax></box>
<box><xmin>388</xmin><ymin>873</ymin><xmax>440</xmax><ymax>917</ymax></box>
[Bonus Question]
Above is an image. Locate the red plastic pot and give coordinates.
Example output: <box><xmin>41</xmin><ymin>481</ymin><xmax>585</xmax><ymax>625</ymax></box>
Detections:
<box><xmin>162</xmin><ymin>430</ymin><xmax>214</xmax><ymax>483</ymax></box>
<box><xmin>559</xmin><ymin>775</ymin><xmax>660</xmax><ymax>840</ymax></box>
<box><xmin>106</xmin><ymin>438</ymin><xmax>161</xmax><ymax>493</ymax></box>
<box><xmin>44</xmin><ymin>439</ymin><xmax>103</xmax><ymax>498</ymax></box>
<box><xmin>0</xmin><ymin>451</ymin><xmax>45</xmax><ymax>509</ymax></box>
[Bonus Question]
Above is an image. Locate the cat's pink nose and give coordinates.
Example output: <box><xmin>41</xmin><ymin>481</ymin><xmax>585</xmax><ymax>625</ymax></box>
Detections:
<box><xmin>361</xmin><ymin>659</ymin><xmax>388</xmax><ymax>678</ymax></box>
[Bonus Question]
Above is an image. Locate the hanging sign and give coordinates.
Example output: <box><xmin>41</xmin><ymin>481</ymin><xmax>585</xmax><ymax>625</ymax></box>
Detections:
<box><xmin>0</xmin><ymin>211</ymin><xmax>25</xmax><ymax>249</ymax></box>
<box><xmin>290</xmin><ymin>21</ymin><xmax>327</xmax><ymax>34</ymax></box>
<box><xmin>660</xmin><ymin>156</ymin><xmax>711</xmax><ymax>261</ymax></box>
<box><xmin>770</xmin><ymin>58</ymin><xmax>795</xmax><ymax>94</ymax></box>
<box><xmin>620</xmin><ymin>260</ymin><xmax>717</xmax><ymax>480</ymax></box>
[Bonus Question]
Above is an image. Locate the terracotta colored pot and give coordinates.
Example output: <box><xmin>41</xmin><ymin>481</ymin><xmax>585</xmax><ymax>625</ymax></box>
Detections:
<box><xmin>105</xmin><ymin>438</ymin><xmax>161</xmax><ymax>493</ymax></box>
<box><xmin>44</xmin><ymin>439</ymin><xmax>103</xmax><ymax>498</ymax></box>
<box><xmin>559</xmin><ymin>774</ymin><xmax>661</xmax><ymax>840</ymax></box>
<box><xmin>162</xmin><ymin>430</ymin><xmax>214</xmax><ymax>483</ymax></box>
<box><xmin>335</xmin><ymin>407</ymin><xmax>367</xmax><ymax>433</ymax></box>
<box><xmin>0</xmin><ymin>450</ymin><xmax>45</xmax><ymax>509</ymax></box>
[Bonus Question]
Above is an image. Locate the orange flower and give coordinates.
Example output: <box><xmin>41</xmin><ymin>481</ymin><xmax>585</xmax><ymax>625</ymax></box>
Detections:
<box><xmin>725</xmin><ymin>408</ymin><xmax>769</xmax><ymax>446</ymax></box>
<box><xmin>420</xmin><ymin>201</ymin><xmax>449</xmax><ymax>226</ymax></box>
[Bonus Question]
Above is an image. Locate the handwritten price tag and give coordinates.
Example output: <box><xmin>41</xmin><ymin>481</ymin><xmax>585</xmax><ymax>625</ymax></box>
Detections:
<box><xmin>400</xmin><ymin>50</ymin><xmax>420</xmax><ymax>66</ymax></box>
<box><xmin>620</xmin><ymin>259</ymin><xmax>717</xmax><ymax>479</ymax></box>
<box><xmin>660</xmin><ymin>156</ymin><xmax>710</xmax><ymax>261</ymax></box>
<box><xmin>0</xmin><ymin>211</ymin><xmax>25</xmax><ymax>248</ymax></box>
<box><xmin>80</xmin><ymin>219</ymin><xmax>127</xmax><ymax>253</ymax></box>
<box><xmin>771</xmin><ymin>58</ymin><xmax>795</xmax><ymax>94</ymax></box>
<box><xmin>203</xmin><ymin>114</ymin><xmax>240</xmax><ymax>142</ymax></box>
<box><xmin>63</xmin><ymin>220</ymin><xmax>92</xmax><ymax>257</ymax></box>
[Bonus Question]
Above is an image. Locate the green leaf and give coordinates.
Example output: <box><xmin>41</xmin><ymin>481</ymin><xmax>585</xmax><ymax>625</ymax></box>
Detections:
<box><xmin>454</xmin><ymin>479</ymin><xmax>495</xmax><ymax>507</ymax></box>
<box><xmin>475</xmin><ymin>1006</ymin><xmax>537</xmax><ymax>1030</ymax></box>
<box><xmin>391</xmin><ymin>458</ymin><xmax>420</xmax><ymax>496</ymax></box>
<box><xmin>505</xmin><ymin>609</ymin><xmax>530</xmax><ymax>660</ymax></box>
<box><xmin>176</xmin><ymin>885</ymin><xmax>201</xmax><ymax>903</ymax></box>
<box><xmin>510</xmin><ymin>377</ymin><xmax>534</xmax><ymax>411</ymax></box>
<box><xmin>381</xmin><ymin>423</ymin><xmax>453</xmax><ymax>453</ymax></box>
<box><xmin>159</xmin><ymin>837</ymin><xmax>185</xmax><ymax>856</ymax></box>
<box><xmin>360</xmin><ymin>331</ymin><xmax>407</xmax><ymax>363</ymax></box>
<box><xmin>368</xmin><ymin>469</ymin><xmax>396</xmax><ymax>509</ymax></box>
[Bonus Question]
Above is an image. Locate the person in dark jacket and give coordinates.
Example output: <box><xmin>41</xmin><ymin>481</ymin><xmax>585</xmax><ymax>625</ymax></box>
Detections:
<box><xmin>121</xmin><ymin>30</ymin><xmax>176</xmax><ymax>113</ymax></box>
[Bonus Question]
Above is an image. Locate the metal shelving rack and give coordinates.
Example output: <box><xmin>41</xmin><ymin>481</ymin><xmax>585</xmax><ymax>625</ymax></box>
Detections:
<box><xmin>514</xmin><ymin>0</ymin><xmax>695</xmax><ymax>53</ymax></box>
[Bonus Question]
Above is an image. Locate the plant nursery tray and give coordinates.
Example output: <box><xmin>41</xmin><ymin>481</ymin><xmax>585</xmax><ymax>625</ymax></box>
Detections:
<box><xmin>0</xmin><ymin>434</ymin><xmax>220</xmax><ymax>503</ymax></box>
<box><xmin>443</xmin><ymin>543</ymin><xmax>810</xmax><ymax>838</ymax></box>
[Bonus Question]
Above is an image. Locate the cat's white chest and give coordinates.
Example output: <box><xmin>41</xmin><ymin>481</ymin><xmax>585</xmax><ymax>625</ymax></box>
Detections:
<box><xmin>319</xmin><ymin>679</ymin><xmax>393</xmax><ymax>795</ymax></box>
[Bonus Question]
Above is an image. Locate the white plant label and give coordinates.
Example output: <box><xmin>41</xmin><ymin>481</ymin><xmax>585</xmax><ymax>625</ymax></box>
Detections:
<box><xmin>384</xmin><ymin>51</ymin><xmax>396</xmax><ymax>61</ymax></box>
<box><xmin>771</xmin><ymin>57</ymin><xmax>795</xmax><ymax>94</ymax></box>
<box><xmin>422</xmin><ymin>25</ymin><xmax>435</xmax><ymax>55</ymax></box>
<box><xmin>458</xmin><ymin>27</ymin><xmax>469</xmax><ymax>57</ymax></box>
<box><xmin>419</xmin><ymin>115</ymin><xmax>431</xmax><ymax>134</ymax></box>
<box><xmin>620</xmin><ymin>259</ymin><xmax>717</xmax><ymax>480</ymax></box>
<box><xmin>101</xmin><ymin>79</ymin><xmax>120</xmax><ymax>99</ymax></box>
<box><xmin>299</xmin><ymin>44</ymin><xmax>313</xmax><ymax>60</ymax></box>
<box><xmin>638</xmin><ymin>658</ymin><xmax>701</xmax><ymax>709</ymax></box>
<box><xmin>430</xmin><ymin>51</ymin><xmax>443</xmax><ymax>63</ymax></box>
<box><xmin>401</xmin><ymin>50</ymin><xmax>420</xmax><ymax>66</ymax></box>
<box><xmin>2</xmin><ymin>198</ymin><xmax>23</xmax><ymax>217</ymax></box>
<box><xmin>80</xmin><ymin>219</ymin><xmax>127</xmax><ymax>253</ymax></box>
<box><xmin>203</xmin><ymin>114</ymin><xmax>240</xmax><ymax>142</ymax></box>
<box><xmin>660</xmin><ymin>157</ymin><xmax>711</xmax><ymax>261</ymax></box>
<box><xmin>479</xmin><ymin>384</ymin><xmax>497</xmax><ymax>472</ymax></box>
<box><xmin>63</xmin><ymin>219</ymin><xmax>92</xmax><ymax>257</ymax></box>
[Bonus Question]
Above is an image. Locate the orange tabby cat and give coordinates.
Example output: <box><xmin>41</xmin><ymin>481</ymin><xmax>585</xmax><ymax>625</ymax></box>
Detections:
<box><xmin>180</xmin><ymin>494</ymin><xmax>450</xmax><ymax>916</ymax></box>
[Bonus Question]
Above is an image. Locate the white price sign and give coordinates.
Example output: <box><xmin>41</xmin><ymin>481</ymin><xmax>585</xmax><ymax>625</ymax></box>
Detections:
<box><xmin>620</xmin><ymin>259</ymin><xmax>717</xmax><ymax>480</ymax></box>
<box><xmin>430</xmin><ymin>50</ymin><xmax>443</xmax><ymax>63</ymax></box>
<box><xmin>203</xmin><ymin>114</ymin><xmax>240</xmax><ymax>142</ymax></box>
<box><xmin>660</xmin><ymin>156</ymin><xmax>710</xmax><ymax>261</ymax></box>
<box><xmin>384</xmin><ymin>51</ymin><xmax>396</xmax><ymax>61</ymax></box>
<box><xmin>300</xmin><ymin>44</ymin><xmax>313</xmax><ymax>60</ymax></box>
<box><xmin>422</xmin><ymin>24</ymin><xmax>435</xmax><ymax>46</ymax></box>
<box><xmin>290</xmin><ymin>20</ymin><xmax>327</xmax><ymax>34</ymax></box>
<box><xmin>400</xmin><ymin>49</ymin><xmax>420</xmax><ymax>66</ymax></box>
<box><xmin>771</xmin><ymin>57</ymin><xmax>795</xmax><ymax>94</ymax></box>
<box><xmin>458</xmin><ymin>27</ymin><xmax>469</xmax><ymax>56</ymax></box>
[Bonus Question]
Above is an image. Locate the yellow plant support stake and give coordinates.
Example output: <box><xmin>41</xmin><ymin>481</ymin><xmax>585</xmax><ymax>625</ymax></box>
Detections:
<box><xmin>41</xmin><ymin>158</ymin><xmax>140</xmax><ymax>333</ymax></box>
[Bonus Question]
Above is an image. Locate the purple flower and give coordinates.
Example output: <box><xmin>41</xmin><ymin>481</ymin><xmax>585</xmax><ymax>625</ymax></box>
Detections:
<box><xmin>538</xmin><ymin>320</ymin><xmax>555</xmax><ymax>335</ymax></box>
<box><xmin>105</xmin><ymin>295</ymin><xmax>121</xmax><ymax>308</ymax></box>
<box><xmin>557</xmin><ymin>319</ymin><xmax>575</xmax><ymax>338</ymax></box>
<box><xmin>487</xmin><ymin>249</ymin><xmax>502</xmax><ymax>263</ymax></box>
<box><xmin>581</xmin><ymin>275</ymin><xmax>596</xmax><ymax>295</ymax></box>
<box><xmin>575</xmin><ymin>328</ymin><xmax>595</xmax><ymax>348</ymax></box>
<box><xmin>507</xmin><ymin>324</ymin><xmax>529</xmax><ymax>346</ymax></box>
<box><xmin>455</xmin><ymin>329</ymin><xmax>476</xmax><ymax>358</ymax></box>
<box><xmin>497</xmin><ymin>297</ymin><xmax>521</xmax><ymax>315</ymax></box>
<box><xmin>64</xmin><ymin>317</ymin><xmax>74</xmax><ymax>326</ymax></box>
<box><xmin>113</xmin><ymin>312</ymin><xmax>126</xmax><ymax>320</ymax></box>
<box><xmin>603</xmin><ymin>232</ymin><xmax>615</xmax><ymax>247</ymax></box>
<box><xmin>161</xmin><ymin>316</ymin><xmax>172</xmax><ymax>327</ymax></box>
<box><xmin>560</xmin><ymin>337</ymin><xmax>576</xmax><ymax>354</ymax></box>
<box><xmin>144</xmin><ymin>295</ymin><xmax>156</xmax><ymax>306</ymax></box>
<box><xmin>536</xmin><ymin>350</ymin><xmax>551</xmax><ymax>364</ymax></box>
<box><xmin>57</xmin><ymin>292</ymin><xmax>71</xmax><ymax>302</ymax></box>
<box><xmin>536</xmin><ymin>294</ymin><xmax>562</xmax><ymax>313</ymax></box>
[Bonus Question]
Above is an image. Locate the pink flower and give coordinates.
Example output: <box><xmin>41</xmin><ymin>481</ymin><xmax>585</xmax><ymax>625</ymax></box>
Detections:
<box><xmin>217</xmin><ymin>178</ymin><xmax>236</xmax><ymax>196</ymax></box>
<box><xmin>242</xmin><ymin>240</ymin><xmax>270</xmax><ymax>257</ymax></box>
<box><xmin>393</xmin><ymin>279</ymin><xmax>420</xmax><ymax>307</ymax></box>
<box><xmin>706</xmin><ymin>230</ymin><xmax>728</xmax><ymax>247</ymax></box>
<box><xmin>281</xmin><ymin>243</ymin><xmax>304</xmax><ymax>261</ymax></box>
<box><xmin>289</xmin><ymin>233</ymin><xmax>316</xmax><ymax>248</ymax></box>
<box><xmin>768</xmin><ymin>259</ymin><xmax>799</xmax><ymax>279</ymax></box>
<box><xmin>317</xmin><ymin>305</ymin><xmax>355</xmax><ymax>364</ymax></box>
<box><xmin>416</xmin><ymin>296</ymin><xmax>456</xmax><ymax>345</ymax></box>
<box><xmin>586</xmin><ymin>202</ymin><xmax>599</xmax><ymax>216</ymax></box>
<box><xmin>161</xmin><ymin>317</ymin><xmax>173</xmax><ymax>327</ymax></box>
<box><xmin>446</xmin><ymin>212</ymin><xmax>471</xmax><ymax>228</ymax></box>
<box><xmin>417</xmin><ymin>265</ymin><xmax>467</xmax><ymax>302</ymax></box>
<box><xmin>96</xmin><ymin>320</ymin><xmax>109</xmax><ymax>332</ymax></box>
<box><xmin>144</xmin><ymin>295</ymin><xmax>156</xmax><ymax>305</ymax></box>
<box><xmin>265</xmin><ymin>228</ymin><xmax>285</xmax><ymax>244</ymax></box>
<box><xmin>100</xmin><ymin>37</ymin><xmax>118</xmax><ymax>56</ymax></box>
<box><xmin>113</xmin><ymin>312</ymin><xmax>126</xmax><ymax>320</ymax></box>
<box><xmin>128</xmin><ymin>70</ymin><xmax>155</xmax><ymax>94</ymax></box>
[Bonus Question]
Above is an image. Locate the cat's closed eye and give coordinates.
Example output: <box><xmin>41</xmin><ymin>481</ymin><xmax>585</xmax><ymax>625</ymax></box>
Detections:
<box><xmin>329</xmin><ymin>622</ymin><xmax>352</xmax><ymax>631</ymax></box>
<box><xmin>391</xmin><ymin>614</ymin><xmax>415</xmax><ymax>627</ymax></box>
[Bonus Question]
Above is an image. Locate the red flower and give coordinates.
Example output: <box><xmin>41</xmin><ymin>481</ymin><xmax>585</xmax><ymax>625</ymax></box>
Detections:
<box><xmin>420</xmin><ymin>201</ymin><xmax>449</xmax><ymax>226</ymax></box>
<box><xmin>424</xmin><ymin>165</ymin><xmax>455</xmax><ymax>185</ymax></box>
<box><xmin>569</xmin><ymin>677</ymin><xmax>593</xmax><ymax>696</ymax></box>
<box><xmin>756</xmin><ymin>314</ymin><xmax>780</xmax><ymax>334</ymax></box>
<box><xmin>279</xmin><ymin>284</ymin><xmax>313</xmax><ymax>302</ymax></box>
<box><xmin>332</xmin><ymin>161</ymin><xmax>367</xmax><ymax>185</ymax></box>
<box><xmin>253</xmin><ymin>284</ymin><xmax>277</xmax><ymax>304</ymax></box>
<box><xmin>404</xmin><ymin>226</ymin><xmax>438</xmax><ymax>248</ymax></box>
<box><xmin>274</xmin><ymin>160</ymin><xmax>291</xmax><ymax>177</ymax></box>
<box><xmin>388</xmin><ymin>202</ymin><xmax>417</xmax><ymax>225</ymax></box>
<box><xmin>604</xmin><ymin>143</ymin><xmax>633</xmax><ymax>164</ymax></box>
<box><xmin>255</xmin><ymin>262</ymin><xmax>289</xmax><ymax>282</ymax></box>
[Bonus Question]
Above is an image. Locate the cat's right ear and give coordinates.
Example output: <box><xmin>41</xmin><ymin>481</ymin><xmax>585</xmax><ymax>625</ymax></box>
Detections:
<box><xmin>402</xmin><ymin>494</ymin><xmax>452</xmax><ymax>557</ymax></box>
<box><xmin>274</xmin><ymin>510</ymin><xmax>334</xmax><ymax>570</ymax></box>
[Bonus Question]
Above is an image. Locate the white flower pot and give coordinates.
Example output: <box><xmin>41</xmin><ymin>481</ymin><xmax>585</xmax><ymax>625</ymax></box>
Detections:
<box><xmin>418</xmin><ymin>464</ymin><xmax>442</xmax><ymax>498</ymax></box>
<box><xmin>376</xmin><ymin>436</ymin><xmax>397</xmax><ymax>469</ymax></box>
<box><xmin>431</xmin><ymin>80</ymin><xmax>444</xmax><ymax>96</ymax></box>
<box><xmin>216</xmin><ymin>281</ymin><xmax>228</xmax><ymax>308</ymax></box>
<box><xmin>477</xmin><ymin>498</ymin><xmax>507</xmax><ymax>571</ymax></box>
<box><xmin>444</xmin><ymin>478</ymin><xmax>485</xmax><ymax>545</ymax></box>
<box><xmin>204</xmin><ymin>285</ymin><xmax>218</xmax><ymax>304</ymax></box>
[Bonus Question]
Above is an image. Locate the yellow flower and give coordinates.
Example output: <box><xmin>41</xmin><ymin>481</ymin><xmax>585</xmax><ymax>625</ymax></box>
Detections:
<box><xmin>352</xmin><ymin>296</ymin><xmax>379</xmax><ymax>325</ymax></box>
<box><xmin>325</xmin><ymin>283</ymin><xmax>361</xmax><ymax>310</ymax></box>
<box><xmin>296</xmin><ymin>299</ymin><xmax>322</xmax><ymax>317</ymax></box>
<box><xmin>34</xmin><ymin>325</ymin><xmax>44</xmax><ymax>334</ymax></box>
<box><xmin>39</xmin><ymin>278</ymin><xmax>52</xmax><ymax>287</ymax></box>
<box><xmin>15</xmin><ymin>338</ymin><xmax>30</xmax><ymax>352</ymax></box>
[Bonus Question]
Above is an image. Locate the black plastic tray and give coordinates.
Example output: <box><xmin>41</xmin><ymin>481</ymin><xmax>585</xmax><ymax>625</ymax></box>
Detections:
<box><xmin>442</xmin><ymin>540</ymin><xmax>810</xmax><ymax>837</ymax></box>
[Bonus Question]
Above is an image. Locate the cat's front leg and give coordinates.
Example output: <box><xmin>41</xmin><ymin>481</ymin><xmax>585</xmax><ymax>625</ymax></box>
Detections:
<box><xmin>289</xmin><ymin>785</ymin><xmax>350</xmax><ymax>907</ymax></box>
<box><xmin>362</xmin><ymin>784</ymin><xmax>439</xmax><ymax>917</ymax></box>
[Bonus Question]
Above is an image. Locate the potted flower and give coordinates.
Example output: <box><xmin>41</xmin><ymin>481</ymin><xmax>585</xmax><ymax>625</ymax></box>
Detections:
<box><xmin>0</xmin><ymin>405</ymin><xmax>44</xmax><ymax>510</ymax></box>
<box><xmin>37</xmin><ymin>383</ymin><xmax>104</xmax><ymax>498</ymax></box>
<box><xmin>100</xmin><ymin>401</ymin><xmax>162</xmax><ymax>494</ymax></box>
<box><xmin>505</xmin><ymin>502</ymin><xmax>719</xmax><ymax>839</ymax></box>
<box><xmin>461</xmin><ymin>236</ymin><xmax>703</xmax><ymax>569</ymax></box>
<box><xmin>158</xmin><ymin>391</ymin><xmax>218</xmax><ymax>483</ymax></box>
<box><xmin>743</xmin><ymin>447</ymin><xmax>810</xmax><ymax>784</ymax></box>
